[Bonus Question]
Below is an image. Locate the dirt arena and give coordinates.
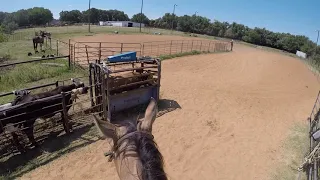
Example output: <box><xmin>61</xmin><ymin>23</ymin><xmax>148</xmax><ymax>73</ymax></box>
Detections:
<box><xmin>21</xmin><ymin>35</ymin><xmax>320</xmax><ymax>180</ymax></box>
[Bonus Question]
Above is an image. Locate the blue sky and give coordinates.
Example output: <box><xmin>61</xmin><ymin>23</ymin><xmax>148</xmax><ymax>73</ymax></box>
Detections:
<box><xmin>1</xmin><ymin>0</ymin><xmax>320</xmax><ymax>42</ymax></box>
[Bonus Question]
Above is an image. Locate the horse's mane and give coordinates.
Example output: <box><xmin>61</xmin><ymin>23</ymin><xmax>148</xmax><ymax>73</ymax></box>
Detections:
<box><xmin>125</xmin><ymin>122</ymin><xmax>167</xmax><ymax>180</ymax></box>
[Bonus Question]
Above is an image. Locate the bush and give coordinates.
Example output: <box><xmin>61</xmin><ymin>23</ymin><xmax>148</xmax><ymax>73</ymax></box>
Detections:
<box><xmin>1</xmin><ymin>22</ymin><xmax>18</xmax><ymax>34</ymax></box>
<box><xmin>0</xmin><ymin>32</ymin><xmax>7</xmax><ymax>42</ymax></box>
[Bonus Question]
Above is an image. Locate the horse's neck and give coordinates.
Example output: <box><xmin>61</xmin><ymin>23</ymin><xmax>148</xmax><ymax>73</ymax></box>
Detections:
<box><xmin>115</xmin><ymin>141</ymin><xmax>143</xmax><ymax>180</ymax></box>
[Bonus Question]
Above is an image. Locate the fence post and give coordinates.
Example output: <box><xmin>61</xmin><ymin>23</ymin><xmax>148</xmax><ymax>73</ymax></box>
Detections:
<box><xmin>120</xmin><ymin>43</ymin><xmax>123</xmax><ymax>54</ymax></box>
<box><xmin>68</xmin><ymin>55</ymin><xmax>71</xmax><ymax>70</ymax></box>
<box><xmin>200</xmin><ymin>41</ymin><xmax>203</xmax><ymax>52</ymax></box>
<box><xmin>99</xmin><ymin>42</ymin><xmax>102</xmax><ymax>61</ymax></box>
<box><xmin>169</xmin><ymin>40</ymin><xmax>173</xmax><ymax>55</ymax></box>
<box><xmin>56</xmin><ymin>40</ymin><xmax>59</xmax><ymax>56</ymax></box>
<box><xmin>49</xmin><ymin>38</ymin><xmax>52</xmax><ymax>50</ymax></box>
<box><xmin>191</xmin><ymin>41</ymin><xmax>194</xmax><ymax>51</ymax></box>
<box><xmin>61</xmin><ymin>92</ymin><xmax>71</xmax><ymax>134</ymax></box>
<box><xmin>68</xmin><ymin>39</ymin><xmax>71</xmax><ymax>57</ymax></box>
<box><xmin>181</xmin><ymin>41</ymin><xmax>183</xmax><ymax>53</ymax></box>
<box><xmin>73</xmin><ymin>45</ymin><xmax>76</xmax><ymax>69</ymax></box>
<box><xmin>45</xmin><ymin>37</ymin><xmax>48</xmax><ymax>49</ymax></box>
<box><xmin>85</xmin><ymin>45</ymin><xmax>90</xmax><ymax>65</ymax></box>
<box><xmin>208</xmin><ymin>42</ymin><xmax>211</xmax><ymax>52</ymax></box>
<box><xmin>142</xmin><ymin>43</ymin><xmax>145</xmax><ymax>56</ymax></box>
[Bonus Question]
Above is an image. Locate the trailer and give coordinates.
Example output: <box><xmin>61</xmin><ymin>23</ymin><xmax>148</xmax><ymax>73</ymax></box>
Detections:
<box><xmin>89</xmin><ymin>52</ymin><xmax>161</xmax><ymax>121</ymax></box>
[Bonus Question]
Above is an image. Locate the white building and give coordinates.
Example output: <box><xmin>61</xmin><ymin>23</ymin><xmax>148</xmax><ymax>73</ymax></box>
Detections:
<box><xmin>99</xmin><ymin>21</ymin><xmax>145</xmax><ymax>28</ymax></box>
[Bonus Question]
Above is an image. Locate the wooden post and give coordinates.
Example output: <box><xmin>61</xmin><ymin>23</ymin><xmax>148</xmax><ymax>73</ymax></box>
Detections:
<box><xmin>191</xmin><ymin>40</ymin><xmax>194</xmax><ymax>51</ymax></box>
<box><xmin>68</xmin><ymin>39</ymin><xmax>71</xmax><ymax>58</ymax></box>
<box><xmin>45</xmin><ymin>37</ymin><xmax>48</xmax><ymax>49</ymax></box>
<box><xmin>181</xmin><ymin>41</ymin><xmax>183</xmax><ymax>53</ymax></box>
<box><xmin>120</xmin><ymin>43</ymin><xmax>123</xmax><ymax>54</ymax></box>
<box><xmin>73</xmin><ymin>44</ymin><xmax>76</xmax><ymax>68</ymax></box>
<box><xmin>142</xmin><ymin>44</ymin><xmax>145</xmax><ymax>56</ymax></box>
<box><xmin>61</xmin><ymin>92</ymin><xmax>71</xmax><ymax>134</ymax></box>
<box><xmin>169</xmin><ymin>40</ymin><xmax>173</xmax><ymax>55</ymax></box>
<box><xmin>72</xmin><ymin>45</ymin><xmax>75</xmax><ymax>70</ymax></box>
<box><xmin>49</xmin><ymin>38</ymin><xmax>52</xmax><ymax>50</ymax></box>
<box><xmin>56</xmin><ymin>40</ymin><xmax>59</xmax><ymax>56</ymax></box>
<box><xmin>85</xmin><ymin>45</ymin><xmax>90</xmax><ymax>65</ymax></box>
<box><xmin>200</xmin><ymin>41</ymin><xmax>203</xmax><ymax>52</ymax></box>
<box><xmin>99</xmin><ymin>42</ymin><xmax>102</xmax><ymax>60</ymax></box>
<box><xmin>68</xmin><ymin>55</ymin><xmax>71</xmax><ymax>70</ymax></box>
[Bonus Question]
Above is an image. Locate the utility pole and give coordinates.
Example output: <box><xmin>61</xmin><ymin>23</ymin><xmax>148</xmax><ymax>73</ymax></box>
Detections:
<box><xmin>88</xmin><ymin>0</ymin><xmax>91</xmax><ymax>33</ymax></box>
<box><xmin>316</xmin><ymin>30</ymin><xmax>320</xmax><ymax>55</ymax></box>
<box><xmin>140</xmin><ymin>0</ymin><xmax>144</xmax><ymax>33</ymax></box>
<box><xmin>171</xmin><ymin>4</ymin><xmax>178</xmax><ymax>33</ymax></box>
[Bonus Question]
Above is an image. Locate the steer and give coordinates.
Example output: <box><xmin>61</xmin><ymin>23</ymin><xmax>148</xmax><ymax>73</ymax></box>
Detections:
<box><xmin>0</xmin><ymin>79</ymin><xmax>88</xmax><ymax>152</ymax></box>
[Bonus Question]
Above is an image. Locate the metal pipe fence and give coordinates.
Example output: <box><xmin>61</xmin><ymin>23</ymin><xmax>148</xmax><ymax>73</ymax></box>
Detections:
<box><xmin>71</xmin><ymin>40</ymin><xmax>231</xmax><ymax>66</ymax></box>
<box><xmin>0</xmin><ymin>76</ymin><xmax>96</xmax><ymax>156</ymax></box>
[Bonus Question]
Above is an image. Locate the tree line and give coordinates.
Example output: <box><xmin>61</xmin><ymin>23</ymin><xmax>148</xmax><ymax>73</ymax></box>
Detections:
<box><xmin>0</xmin><ymin>7</ymin><xmax>53</xmax><ymax>34</ymax></box>
<box><xmin>0</xmin><ymin>7</ymin><xmax>318</xmax><ymax>59</ymax></box>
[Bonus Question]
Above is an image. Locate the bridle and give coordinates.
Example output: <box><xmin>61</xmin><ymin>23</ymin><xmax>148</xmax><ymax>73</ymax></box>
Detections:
<box><xmin>104</xmin><ymin>130</ymin><xmax>154</xmax><ymax>162</ymax></box>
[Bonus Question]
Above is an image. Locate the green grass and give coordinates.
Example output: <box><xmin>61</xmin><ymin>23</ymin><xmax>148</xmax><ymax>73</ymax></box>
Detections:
<box><xmin>0</xmin><ymin>40</ymin><xmax>56</xmax><ymax>61</ymax></box>
<box><xmin>1</xmin><ymin>59</ymin><xmax>68</xmax><ymax>91</ymax></box>
<box><xmin>271</xmin><ymin>123</ymin><xmax>309</xmax><ymax>180</ymax></box>
<box><xmin>11</xmin><ymin>25</ymin><xmax>219</xmax><ymax>41</ymax></box>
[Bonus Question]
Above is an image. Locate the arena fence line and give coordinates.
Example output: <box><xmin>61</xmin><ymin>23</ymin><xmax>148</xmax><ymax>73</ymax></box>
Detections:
<box><xmin>70</xmin><ymin>40</ymin><xmax>231</xmax><ymax>66</ymax></box>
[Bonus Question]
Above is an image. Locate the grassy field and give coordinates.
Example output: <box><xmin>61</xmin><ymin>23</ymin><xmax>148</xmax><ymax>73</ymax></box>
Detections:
<box><xmin>10</xmin><ymin>25</ymin><xmax>220</xmax><ymax>41</ymax></box>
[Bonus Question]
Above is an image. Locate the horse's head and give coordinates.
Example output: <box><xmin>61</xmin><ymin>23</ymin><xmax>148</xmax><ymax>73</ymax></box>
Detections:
<box><xmin>94</xmin><ymin>98</ymin><xmax>157</xmax><ymax>142</ymax></box>
<box><xmin>93</xmin><ymin>98</ymin><xmax>167</xmax><ymax>180</ymax></box>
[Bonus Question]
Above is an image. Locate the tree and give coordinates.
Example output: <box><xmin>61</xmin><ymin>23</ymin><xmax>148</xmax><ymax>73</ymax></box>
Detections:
<box><xmin>13</xmin><ymin>9</ymin><xmax>30</xmax><ymax>27</ymax></box>
<box><xmin>177</xmin><ymin>15</ymin><xmax>193</xmax><ymax>32</ymax></box>
<box><xmin>28</xmin><ymin>7</ymin><xmax>53</xmax><ymax>25</ymax></box>
<box><xmin>0</xmin><ymin>12</ymin><xmax>8</xmax><ymax>25</ymax></box>
<box><xmin>131</xmin><ymin>13</ymin><xmax>150</xmax><ymax>25</ymax></box>
<box><xmin>60</xmin><ymin>10</ymin><xmax>82</xmax><ymax>23</ymax></box>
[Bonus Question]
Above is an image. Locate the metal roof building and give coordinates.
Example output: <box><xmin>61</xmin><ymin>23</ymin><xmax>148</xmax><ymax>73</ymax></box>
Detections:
<box><xmin>99</xmin><ymin>21</ymin><xmax>145</xmax><ymax>28</ymax></box>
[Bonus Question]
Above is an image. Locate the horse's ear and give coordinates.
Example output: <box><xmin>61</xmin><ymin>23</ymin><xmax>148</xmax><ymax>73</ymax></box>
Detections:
<box><xmin>93</xmin><ymin>115</ymin><xmax>117</xmax><ymax>141</ymax></box>
<box><xmin>138</xmin><ymin>98</ymin><xmax>158</xmax><ymax>132</ymax></box>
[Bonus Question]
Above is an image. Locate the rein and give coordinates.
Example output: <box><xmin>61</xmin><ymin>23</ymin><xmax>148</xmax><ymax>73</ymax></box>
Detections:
<box><xmin>104</xmin><ymin>131</ymin><xmax>154</xmax><ymax>162</ymax></box>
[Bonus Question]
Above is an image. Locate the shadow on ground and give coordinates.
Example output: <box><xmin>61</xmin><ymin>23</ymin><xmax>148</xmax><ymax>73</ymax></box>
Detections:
<box><xmin>157</xmin><ymin>99</ymin><xmax>182</xmax><ymax>118</ymax></box>
<box><xmin>0</xmin><ymin>99</ymin><xmax>180</xmax><ymax>179</ymax></box>
<box><xmin>0</xmin><ymin>120</ymin><xmax>98</xmax><ymax>179</ymax></box>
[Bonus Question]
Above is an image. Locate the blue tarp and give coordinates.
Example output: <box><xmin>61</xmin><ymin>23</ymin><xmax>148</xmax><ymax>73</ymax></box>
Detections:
<box><xmin>107</xmin><ymin>51</ymin><xmax>137</xmax><ymax>63</ymax></box>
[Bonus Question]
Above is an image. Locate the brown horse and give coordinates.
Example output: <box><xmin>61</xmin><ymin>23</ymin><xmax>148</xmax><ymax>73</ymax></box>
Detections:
<box><xmin>33</xmin><ymin>31</ymin><xmax>51</xmax><ymax>53</ymax></box>
<box><xmin>93</xmin><ymin>98</ymin><xmax>167</xmax><ymax>180</ymax></box>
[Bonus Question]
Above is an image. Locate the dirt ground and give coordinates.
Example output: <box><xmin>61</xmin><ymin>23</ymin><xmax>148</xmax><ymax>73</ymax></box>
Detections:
<box><xmin>72</xmin><ymin>34</ymin><xmax>217</xmax><ymax>43</ymax></box>
<box><xmin>21</xmin><ymin>36</ymin><xmax>320</xmax><ymax>180</ymax></box>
